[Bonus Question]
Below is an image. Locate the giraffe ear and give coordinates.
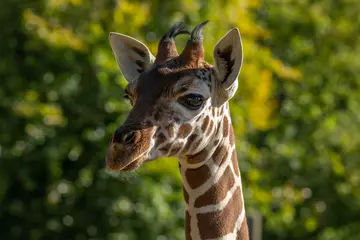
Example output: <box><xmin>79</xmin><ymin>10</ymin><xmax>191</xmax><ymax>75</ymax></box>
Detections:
<box><xmin>211</xmin><ymin>28</ymin><xmax>243</xmax><ymax>107</ymax></box>
<box><xmin>109</xmin><ymin>32</ymin><xmax>155</xmax><ymax>82</ymax></box>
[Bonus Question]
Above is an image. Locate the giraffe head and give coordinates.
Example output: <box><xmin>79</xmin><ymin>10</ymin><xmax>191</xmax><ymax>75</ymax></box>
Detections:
<box><xmin>106</xmin><ymin>21</ymin><xmax>243</xmax><ymax>171</ymax></box>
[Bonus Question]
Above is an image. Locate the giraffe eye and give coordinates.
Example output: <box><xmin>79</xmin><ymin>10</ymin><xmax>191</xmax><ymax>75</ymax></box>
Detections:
<box><xmin>179</xmin><ymin>94</ymin><xmax>205</xmax><ymax>110</ymax></box>
<box><xmin>123</xmin><ymin>94</ymin><xmax>133</xmax><ymax>105</ymax></box>
<box><xmin>123</xmin><ymin>94</ymin><xmax>130</xmax><ymax>101</ymax></box>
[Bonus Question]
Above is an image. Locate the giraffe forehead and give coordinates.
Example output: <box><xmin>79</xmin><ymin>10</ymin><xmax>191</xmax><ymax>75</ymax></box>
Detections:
<box><xmin>130</xmin><ymin>67</ymin><xmax>212</xmax><ymax>99</ymax></box>
<box><xmin>170</xmin><ymin>75</ymin><xmax>211</xmax><ymax>97</ymax></box>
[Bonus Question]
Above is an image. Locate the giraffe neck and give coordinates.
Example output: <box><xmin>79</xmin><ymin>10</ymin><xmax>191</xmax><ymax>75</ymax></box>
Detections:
<box><xmin>179</xmin><ymin>112</ymin><xmax>249</xmax><ymax>240</ymax></box>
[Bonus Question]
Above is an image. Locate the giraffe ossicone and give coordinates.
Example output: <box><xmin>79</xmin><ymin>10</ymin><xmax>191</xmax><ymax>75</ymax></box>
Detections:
<box><xmin>107</xmin><ymin>21</ymin><xmax>249</xmax><ymax>240</ymax></box>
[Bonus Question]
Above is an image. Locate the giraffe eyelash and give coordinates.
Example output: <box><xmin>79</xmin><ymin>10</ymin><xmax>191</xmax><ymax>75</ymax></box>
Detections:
<box><xmin>178</xmin><ymin>93</ymin><xmax>205</xmax><ymax>110</ymax></box>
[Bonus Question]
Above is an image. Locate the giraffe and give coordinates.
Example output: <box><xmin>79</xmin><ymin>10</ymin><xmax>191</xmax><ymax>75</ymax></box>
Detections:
<box><xmin>106</xmin><ymin>21</ymin><xmax>249</xmax><ymax>240</ymax></box>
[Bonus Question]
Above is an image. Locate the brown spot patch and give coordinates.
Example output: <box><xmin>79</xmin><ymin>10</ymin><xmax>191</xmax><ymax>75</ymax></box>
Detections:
<box><xmin>232</xmin><ymin>150</ymin><xmax>240</xmax><ymax>176</ymax></box>
<box><xmin>185</xmin><ymin>164</ymin><xmax>211</xmax><ymax>189</ymax></box>
<box><xmin>170</xmin><ymin>142</ymin><xmax>183</xmax><ymax>155</ymax></box>
<box><xmin>197</xmin><ymin>188</ymin><xmax>242</xmax><ymax>239</ymax></box>
<box><xmin>223</xmin><ymin>117</ymin><xmax>229</xmax><ymax>138</ymax></box>
<box><xmin>186</xmin><ymin>211</ymin><xmax>192</xmax><ymax>240</ymax></box>
<box><xmin>155</xmin><ymin>133</ymin><xmax>167</xmax><ymax>146</ymax></box>
<box><xmin>168</xmin><ymin>126</ymin><xmax>174</xmax><ymax>138</ymax></box>
<box><xmin>206</xmin><ymin>120</ymin><xmax>214</xmax><ymax>136</ymax></box>
<box><xmin>192</xmin><ymin>137</ymin><xmax>203</xmax><ymax>152</ymax></box>
<box><xmin>212</xmin><ymin>145</ymin><xmax>228</xmax><ymax>165</ymax></box>
<box><xmin>183</xmin><ymin>186</ymin><xmax>189</xmax><ymax>204</ymax></box>
<box><xmin>182</xmin><ymin>134</ymin><xmax>198</xmax><ymax>153</ymax></box>
<box><xmin>214</xmin><ymin>122</ymin><xmax>222</xmax><ymax>138</ymax></box>
<box><xmin>236</xmin><ymin>217</ymin><xmax>249</xmax><ymax>239</ymax></box>
<box><xmin>201</xmin><ymin>116</ymin><xmax>210</xmax><ymax>132</ymax></box>
<box><xmin>194</xmin><ymin>166</ymin><xmax>235</xmax><ymax>207</ymax></box>
<box><xmin>159</xmin><ymin>144</ymin><xmax>171</xmax><ymax>153</ymax></box>
<box><xmin>178</xmin><ymin>123</ymin><xmax>192</xmax><ymax>138</ymax></box>
<box><xmin>187</xmin><ymin>148</ymin><xmax>208</xmax><ymax>164</ymax></box>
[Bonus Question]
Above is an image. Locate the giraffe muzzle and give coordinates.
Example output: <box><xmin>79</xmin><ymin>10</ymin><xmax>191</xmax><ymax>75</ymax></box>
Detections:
<box><xmin>106</xmin><ymin>126</ymin><xmax>156</xmax><ymax>171</ymax></box>
<box><xmin>112</xmin><ymin>128</ymin><xmax>136</xmax><ymax>145</ymax></box>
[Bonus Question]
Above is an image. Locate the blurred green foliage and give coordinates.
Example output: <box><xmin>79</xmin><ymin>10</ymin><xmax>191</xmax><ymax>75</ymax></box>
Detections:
<box><xmin>0</xmin><ymin>0</ymin><xmax>359</xmax><ymax>239</ymax></box>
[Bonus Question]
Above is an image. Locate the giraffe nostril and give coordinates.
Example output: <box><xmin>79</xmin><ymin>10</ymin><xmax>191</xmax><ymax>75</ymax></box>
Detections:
<box><xmin>112</xmin><ymin>130</ymin><xmax>122</xmax><ymax>143</ymax></box>
<box><xmin>123</xmin><ymin>131</ymin><xmax>135</xmax><ymax>144</ymax></box>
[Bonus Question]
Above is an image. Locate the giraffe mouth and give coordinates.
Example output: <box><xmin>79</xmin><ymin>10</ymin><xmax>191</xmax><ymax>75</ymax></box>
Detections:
<box><xmin>107</xmin><ymin>154</ymin><xmax>146</xmax><ymax>171</ymax></box>
<box><xmin>121</xmin><ymin>155</ymin><xmax>155</xmax><ymax>170</ymax></box>
<box><xmin>121</xmin><ymin>157</ymin><xmax>144</xmax><ymax>170</ymax></box>
<box><xmin>106</xmin><ymin>143</ymin><xmax>149</xmax><ymax>171</ymax></box>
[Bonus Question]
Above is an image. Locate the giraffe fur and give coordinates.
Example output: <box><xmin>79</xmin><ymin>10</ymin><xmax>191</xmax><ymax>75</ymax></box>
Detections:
<box><xmin>106</xmin><ymin>21</ymin><xmax>249</xmax><ymax>240</ymax></box>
